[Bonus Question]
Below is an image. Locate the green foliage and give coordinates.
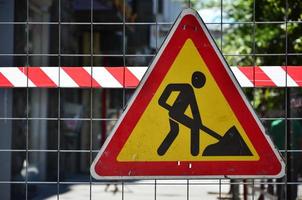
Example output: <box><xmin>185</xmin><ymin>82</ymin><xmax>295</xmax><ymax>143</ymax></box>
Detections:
<box><xmin>223</xmin><ymin>0</ymin><xmax>302</xmax><ymax>65</ymax></box>
<box><xmin>222</xmin><ymin>0</ymin><xmax>302</xmax><ymax>114</ymax></box>
<box><xmin>191</xmin><ymin>0</ymin><xmax>302</xmax><ymax>114</ymax></box>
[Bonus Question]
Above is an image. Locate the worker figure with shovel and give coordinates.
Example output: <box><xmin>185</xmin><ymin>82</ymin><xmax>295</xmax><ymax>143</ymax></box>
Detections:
<box><xmin>157</xmin><ymin>71</ymin><xmax>252</xmax><ymax>157</ymax></box>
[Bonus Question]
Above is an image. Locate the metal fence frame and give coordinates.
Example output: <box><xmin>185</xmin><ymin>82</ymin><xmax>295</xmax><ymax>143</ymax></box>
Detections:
<box><xmin>0</xmin><ymin>0</ymin><xmax>301</xmax><ymax>199</ymax></box>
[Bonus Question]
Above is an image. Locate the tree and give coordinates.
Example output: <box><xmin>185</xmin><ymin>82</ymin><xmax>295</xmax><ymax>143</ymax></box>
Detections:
<box><xmin>221</xmin><ymin>0</ymin><xmax>302</xmax><ymax>115</ymax></box>
<box><xmin>219</xmin><ymin>2</ymin><xmax>302</xmax><ymax>199</ymax></box>
<box><xmin>222</xmin><ymin>0</ymin><xmax>302</xmax><ymax>64</ymax></box>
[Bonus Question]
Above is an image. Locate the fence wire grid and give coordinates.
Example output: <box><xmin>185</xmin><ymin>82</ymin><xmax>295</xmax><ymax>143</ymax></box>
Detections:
<box><xmin>0</xmin><ymin>0</ymin><xmax>302</xmax><ymax>200</ymax></box>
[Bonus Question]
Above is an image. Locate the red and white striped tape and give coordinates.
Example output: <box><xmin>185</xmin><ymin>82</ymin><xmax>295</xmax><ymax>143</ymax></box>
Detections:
<box><xmin>0</xmin><ymin>66</ymin><xmax>301</xmax><ymax>88</ymax></box>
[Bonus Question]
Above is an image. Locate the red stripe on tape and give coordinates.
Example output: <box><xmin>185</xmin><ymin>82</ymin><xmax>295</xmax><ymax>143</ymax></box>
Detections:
<box><xmin>105</xmin><ymin>67</ymin><xmax>124</xmax><ymax>86</ymax></box>
<box><xmin>239</xmin><ymin>66</ymin><xmax>276</xmax><ymax>87</ymax></box>
<box><xmin>125</xmin><ymin>68</ymin><xmax>140</xmax><ymax>88</ymax></box>
<box><xmin>19</xmin><ymin>67</ymin><xmax>57</xmax><ymax>87</ymax></box>
<box><xmin>62</xmin><ymin>67</ymin><xmax>100</xmax><ymax>88</ymax></box>
<box><xmin>255</xmin><ymin>67</ymin><xmax>276</xmax><ymax>86</ymax></box>
<box><xmin>283</xmin><ymin>66</ymin><xmax>302</xmax><ymax>86</ymax></box>
<box><xmin>106</xmin><ymin>67</ymin><xmax>140</xmax><ymax>88</ymax></box>
<box><xmin>0</xmin><ymin>73</ymin><xmax>13</xmax><ymax>87</ymax></box>
<box><xmin>238</xmin><ymin>67</ymin><xmax>254</xmax><ymax>86</ymax></box>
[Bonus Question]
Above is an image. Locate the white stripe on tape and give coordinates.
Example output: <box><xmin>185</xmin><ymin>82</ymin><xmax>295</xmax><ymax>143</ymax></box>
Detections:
<box><xmin>260</xmin><ymin>66</ymin><xmax>298</xmax><ymax>87</ymax></box>
<box><xmin>86</xmin><ymin>67</ymin><xmax>122</xmax><ymax>88</ymax></box>
<box><xmin>231</xmin><ymin>67</ymin><xmax>254</xmax><ymax>87</ymax></box>
<box><xmin>127</xmin><ymin>67</ymin><xmax>148</xmax><ymax>80</ymax></box>
<box><xmin>40</xmin><ymin>67</ymin><xmax>59</xmax><ymax>86</ymax></box>
<box><xmin>0</xmin><ymin>67</ymin><xmax>35</xmax><ymax>87</ymax></box>
<box><xmin>59</xmin><ymin>67</ymin><xmax>79</xmax><ymax>87</ymax></box>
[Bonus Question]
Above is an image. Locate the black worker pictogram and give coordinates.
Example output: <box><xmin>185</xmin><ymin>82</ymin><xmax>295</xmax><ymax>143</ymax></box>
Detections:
<box><xmin>157</xmin><ymin>71</ymin><xmax>253</xmax><ymax>157</ymax></box>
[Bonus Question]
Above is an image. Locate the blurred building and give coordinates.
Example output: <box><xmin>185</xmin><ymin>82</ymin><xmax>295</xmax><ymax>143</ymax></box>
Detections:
<box><xmin>0</xmin><ymin>0</ymin><xmax>153</xmax><ymax>199</ymax></box>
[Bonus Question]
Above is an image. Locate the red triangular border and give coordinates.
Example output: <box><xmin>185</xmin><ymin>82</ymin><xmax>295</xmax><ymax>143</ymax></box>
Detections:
<box><xmin>91</xmin><ymin>9</ymin><xmax>285</xmax><ymax>179</ymax></box>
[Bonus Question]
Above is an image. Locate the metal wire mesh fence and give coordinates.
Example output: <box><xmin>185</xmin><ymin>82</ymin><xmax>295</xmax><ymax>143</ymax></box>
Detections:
<box><xmin>0</xmin><ymin>0</ymin><xmax>301</xmax><ymax>199</ymax></box>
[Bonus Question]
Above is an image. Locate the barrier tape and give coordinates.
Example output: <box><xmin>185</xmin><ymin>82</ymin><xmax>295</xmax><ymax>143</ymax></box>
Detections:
<box><xmin>0</xmin><ymin>66</ymin><xmax>301</xmax><ymax>88</ymax></box>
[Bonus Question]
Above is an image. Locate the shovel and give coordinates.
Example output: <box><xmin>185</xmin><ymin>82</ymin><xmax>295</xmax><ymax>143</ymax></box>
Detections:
<box><xmin>200</xmin><ymin>125</ymin><xmax>252</xmax><ymax>156</ymax></box>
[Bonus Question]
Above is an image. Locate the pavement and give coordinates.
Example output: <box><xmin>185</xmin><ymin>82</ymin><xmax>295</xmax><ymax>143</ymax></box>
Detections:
<box><xmin>31</xmin><ymin>179</ymin><xmax>302</xmax><ymax>200</ymax></box>
<box><xmin>34</xmin><ymin>180</ymin><xmax>230</xmax><ymax>200</ymax></box>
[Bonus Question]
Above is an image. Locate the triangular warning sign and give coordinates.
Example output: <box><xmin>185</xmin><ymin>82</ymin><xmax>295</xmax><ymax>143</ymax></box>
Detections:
<box><xmin>91</xmin><ymin>9</ymin><xmax>285</xmax><ymax>179</ymax></box>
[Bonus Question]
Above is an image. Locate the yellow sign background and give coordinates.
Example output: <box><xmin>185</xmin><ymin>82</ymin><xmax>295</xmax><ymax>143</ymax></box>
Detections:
<box><xmin>117</xmin><ymin>39</ymin><xmax>259</xmax><ymax>161</ymax></box>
